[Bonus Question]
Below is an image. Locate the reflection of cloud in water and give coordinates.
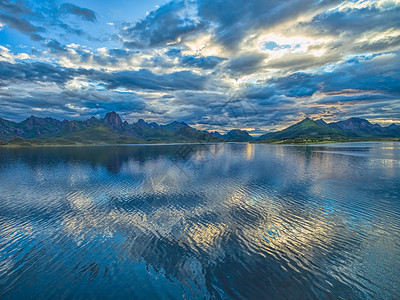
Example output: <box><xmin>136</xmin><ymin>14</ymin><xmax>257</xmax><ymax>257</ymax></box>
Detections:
<box><xmin>0</xmin><ymin>143</ymin><xmax>400</xmax><ymax>298</ymax></box>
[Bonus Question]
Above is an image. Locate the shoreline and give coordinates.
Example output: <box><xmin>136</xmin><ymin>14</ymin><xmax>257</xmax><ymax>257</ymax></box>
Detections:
<box><xmin>1</xmin><ymin>139</ymin><xmax>399</xmax><ymax>148</ymax></box>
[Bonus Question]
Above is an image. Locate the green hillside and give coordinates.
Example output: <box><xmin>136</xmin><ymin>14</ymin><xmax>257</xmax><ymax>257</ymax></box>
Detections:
<box><xmin>1</xmin><ymin>112</ymin><xmax>399</xmax><ymax>146</ymax></box>
<box><xmin>257</xmin><ymin>118</ymin><xmax>349</xmax><ymax>141</ymax></box>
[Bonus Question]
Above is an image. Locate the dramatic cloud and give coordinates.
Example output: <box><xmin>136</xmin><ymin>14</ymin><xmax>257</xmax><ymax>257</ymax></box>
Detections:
<box><xmin>0</xmin><ymin>0</ymin><xmax>98</xmax><ymax>42</ymax></box>
<box><xmin>0</xmin><ymin>0</ymin><xmax>399</xmax><ymax>130</ymax></box>
<box><xmin>197</xmin><ymin>0</ymin><xmax>339</xmax><ymax>49</ymax></box>
<box><xmin>225</xmin><ymin>54</ymin><xmax>267</xmax><ymax>76</ymax></box>
<box><xmin>96</xmin><ymin>69</ymin><xmax>209</xmax><ymax>91</ymax></box>
<box><xmin>121</xmin><ymin>1</ymin><xmax>204</xmax><ymax>49</ymax></box>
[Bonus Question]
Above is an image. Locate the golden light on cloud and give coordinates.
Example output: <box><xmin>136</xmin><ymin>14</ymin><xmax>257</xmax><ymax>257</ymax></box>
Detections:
<box><xmin>182</xmin><ymin>33</ymin><xmax>225</xmax><ymax>57</ymax></box>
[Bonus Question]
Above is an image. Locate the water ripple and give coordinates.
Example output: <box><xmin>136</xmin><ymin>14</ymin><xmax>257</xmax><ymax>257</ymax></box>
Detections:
<box><xmin>0</xmin><ymin>143</ymin><xmax>399</xmax><ymax>299</ymax></box>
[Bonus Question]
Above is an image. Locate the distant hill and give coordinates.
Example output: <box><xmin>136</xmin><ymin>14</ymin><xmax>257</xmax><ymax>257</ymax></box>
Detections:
<box><xmin>257</xmin><ymin>117</ymin><xmax>400</xmax><ymax>143</ymax></box>
<box><xmin>1</xmin><ymin>113</ymin><xmax>398</xmax><ymax>146</ymax></box>
<box><xmin>257</xmin><ymin>118</ymin><xmax>348</xmax><ymax>141</ymax></box>
<box><xmin>0</xmin><ymin>112</ymin><xmax>224</xmax><ymax>145</ymax></box>
<box><xmin>326</xmin><ymin>117</ymin><xmax>395</xmax><ymax>137</ymax></box>
<box><xmin>210</xmin><ymin>129</ymin><xmax>254</xmax><ymax>142</ymax></box>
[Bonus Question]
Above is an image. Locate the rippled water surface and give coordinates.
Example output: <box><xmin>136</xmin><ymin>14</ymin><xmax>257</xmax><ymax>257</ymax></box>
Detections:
<box><xmin>1</xmin><ymin>142</ymin><xmax>400</xmax><ymax>299</ymax></box>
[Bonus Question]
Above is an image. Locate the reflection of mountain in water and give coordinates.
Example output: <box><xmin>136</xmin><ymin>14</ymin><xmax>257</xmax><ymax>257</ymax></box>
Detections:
<box><xmin>0</xmin><ymin>144</ymin><xmax>227</xmax><ymax>173</ymax></box>
<box><xmin>1</xmin><ymin>143</ymin><xmax>400</xmax><ymax>298</ymax></box>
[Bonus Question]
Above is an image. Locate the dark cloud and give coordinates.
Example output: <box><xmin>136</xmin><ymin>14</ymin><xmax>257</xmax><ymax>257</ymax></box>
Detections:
<box><xmin>197</xmin><ymin>0</ymin><xmax>340</xmax><ymax>49</ymax></box>
<box><xmin>237</xmin><ymin>85</ymin><xmax>295</xmax><ymax>125</ymax></box>
<box><xmin>1</xmin><ymin>0</ymin><xmax>399</xmax><ymax>129</ymax></box>
<box><xmin>163</xmin><ymin>91</ymin><xmax>259</xmax><ymax>127</ymax></box>
<box><xmin>180</xmin><ymin>54</ymin><xmax>226</xmax><ymax>69</ymax></box>
<box><xmin>0</xmin><ymin>88</ymin><xmax>147</xmax><ymax>122</ymax></box>
<box><xmin>354</xmin><ymin>35</ymin><xmax>400</xmax><ymax>55</ymax></box>
<box><xmin>0</xmin><ymin>0</ymin><xmax>44</xmax><ymax>40</ymax></box>
<box><xmin>60</xmin><ymin>3</ymin><xmax>96</xmax><ymax>22</ymax></box>
<box><xmin>121</xmin><ymin>1</ymin><xmax>204</xmax><ymax>49</ymax></box>
<box><xmin>225</xmin><ymin>53</ymin><xmax>266</xmax><ymax>75</ymax></box>
<box><xmin>0</xmin><ymin>0</ymin><xmax>97</xmax><ymax>42</ymax></box>
<box><xmin>120</xmin><ymin>0</ymin><xmax>341</xmax><ymax>50</ymax></box>
<box><xmin>0</xmin><ymin>12</ymin><xmax>37</xmax><ymax>33</ymax></box>
<box><xmin>243</xmin><ymin>86</ymin><xmax>276</xmax><ymax>99</ymax></box>
<box><xmin>270</xmin><ymin>72</ymin><xmax>319</xmax><ymax>97</ymax></box>
<box><xmin>343</xmin><ymin>101</ymin><xmax>400</xmax><ymax>121</ymax></box>
<box><xmin>300</xmin><ymin>5</ymin><xmax>400</xmax><ymax>37</ymax></box>
<box><xmin>318</xmin><ymin>54</ymin><xmax>400</xmax><ymax>95</ymax></box>
<box><xmin>0</xmin><ymin>0</ymin><xmax>31</xmax><ymax>15</ymax></box>
<box><xmin>0</xmin><ymin>59</ymin><xmax>210</xmax><ymax>92</ymax></box>
<box><xmin>315</xmin><ymin>93</ymin><xmax>396</xmax><ymax>105</ymax></box>
<box><xmin>166</xmin><ymin>48</ymin><xmax>226</xmax><ymax>69</ymax></box>
<box><xmin>242</xmin><ymin>85</ymin><xmax>296</xmax><ymax>108</ymax></box>
<box><xmin>97</xmin><ymin>69</ymin><xmax>208</xmax><ymax>91</ymax></box>
<box><xmin>46</xmin><ymin>39</ymin><xmax>69</xmax><ymax>53</ymax></box>
<box><xmin>0</xmin><ymin>61</ymin><xmax>81</xmax><ymax>86</ymax></box>
<box><xmin>267</xmin><ymin>52</ymin><xmax>400</xmax><ymax>100</ymax></box>
<box><xmin>2</xmin><ymin>47</ymin><xmax>398</xmax><ymax>128</ymax></box>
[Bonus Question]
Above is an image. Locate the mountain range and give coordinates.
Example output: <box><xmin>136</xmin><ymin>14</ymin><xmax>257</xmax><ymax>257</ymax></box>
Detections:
<box><xmin>0</xmin><ymin>112</ymin><xmax>399</xmax><ymax>146</ymax></box>
<box><xmin>0</xmin><ymin>112</ymin><xmax>223</xmax><ymax>145</ymax></box>
<box><xmin>256</xmin><ymin>117</ymin><xmax>400</xmax><ymax>143</ymax></box>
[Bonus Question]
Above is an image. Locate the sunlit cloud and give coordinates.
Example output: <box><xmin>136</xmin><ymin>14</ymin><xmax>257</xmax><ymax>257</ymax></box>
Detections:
<box><xmin>0</xmin><ymin>0</ymin><xmax>399</xmax><ymax>130</ymax></box>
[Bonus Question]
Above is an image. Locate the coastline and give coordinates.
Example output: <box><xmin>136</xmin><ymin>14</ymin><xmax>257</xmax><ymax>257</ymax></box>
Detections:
<box><xmin>1</xmin><ymin>138</ymin><xmax>399</xmax><ymax>148</ymax></box>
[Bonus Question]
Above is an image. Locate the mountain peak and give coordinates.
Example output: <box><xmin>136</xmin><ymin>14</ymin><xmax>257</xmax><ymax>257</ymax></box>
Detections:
<box><xmin>328</xmin><ymin>117</ymin><xmax>384</xmax><ymax>135</ymax></box>
<box><xmin>103</xmin><ymin>111</ymin><xmax>123</xmax><ymax>130</ymax></box>
<box><xmin>162</xmin><ymin>121</ymin><xmax>190</xmax><ymax>130</ymax></box>
<box><xmin>136</xmin><ymin>119</ymin><xmax>159</xmax><ymax>128</ymax></box>
<box><xmin>105</xmin><ymin>111</ymin><xmax>120</xmax><ymax>118</ymax></box>
<box><xmin>315</xmin><ymin>118</ymin><xmax>327</xmax><ymax>124</ymax></box>
<box><xmin>26</xmin><ymin>115</ymin><xmax>38</xmax><ymax>122</ymax></box>
<box><xmin>344</xmin><ymin>117</ymin><xmax>373</xmax><ymax>126</ymax></box>
<box><xmin>299</xmin><ymin>117</ymin><xmax>314</xmax><ymax>123</ymax></box>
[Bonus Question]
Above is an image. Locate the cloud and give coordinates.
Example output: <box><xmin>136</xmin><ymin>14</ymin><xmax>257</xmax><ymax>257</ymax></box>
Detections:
<box><xmin>267</xmin><ymin>52</ymin><xmax>400</xmax><ymax>99</ymax></box>
<box><xmin>196</xmin><ymin>0</ymin><xmax>340</xmax><ymax>49</ymax></box>
<box><xmin>60</xmin><ymin>3</ymin><xmax>96</xmax><ymax>22</ymax></box>
<box><xmin>166</xmin><ymin>48</ymin><xmax>226</xmax><ymax>69</ymax></box>
<box><xmin>314</xmin><ymin>93</ymin><xmax>396</xmax><ymax>105</ymax></box>
<box><xmin>225</xmin><ymin>53</ymin><xmax>267</xmax><ymax>76</ymax></box>
<box><xmin>121</xmin><ymin>1</ymin><xmax>204</xmax><ymax>49</ymax></box>
<box><xmin>96</xmin><ymin>69</ymin><xmax>209</xmax><ymax>91</ymax></box>
<box><xmin>0</xmin><ymin>55</ymin><xmax>212</xmax><ymax>93</ymax></box>
<box><xmin>0</xmin><ymin>81</ymin><xmax>148</xmax><ymax>122</ymax></box>
<box><xmin>299</xmin><ymin>4</ymin><xmax>400</xmax><ymax>37</ymax></box>
<box><xmin>269</xmin><ymin>72</ymin><xmax>319</xmax><ymax>97</ymax></box>
<box><xmin>46</xmin><ymin>39</ymin><xmax>69</xmax><ymax>53</ymax></box>
<box><xmin>0</xmin><ymin>0</ymin><xmax>44</xmax><ymax>40</ymax></box>
<box><xmin>0</xmin><ymin>0</ymin><xmax>98</xmax><ymax>42</ymax></box>
<box><xmin>0</xmin><ymin>60</ymin><xmax>79</xmax><ymax>86</ymax></box>
<box><xmin>265</xmin><ymin>53</ymin><xmax>338</xmax><ymax>73</ymax></box>
<box><xmin>180</xmin><ymin>54</ymin><xmax>226</xmax><ymax>69</ymax></box>
<box><xmin>1</xmin><ymin>0</ymin><xmax>400</xmax><ymax>129</ymax></box>
<box><xmin>119</xmin><ymin>0</ymin><xmax>341</xmax><ymax>50</ymax></box>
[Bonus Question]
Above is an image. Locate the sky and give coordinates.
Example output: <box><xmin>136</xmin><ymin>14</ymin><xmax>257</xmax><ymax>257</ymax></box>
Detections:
<box><xmin>0</xmin><ymin>0</ymin><xmax>399</xmax><ymax>134</ymax></box>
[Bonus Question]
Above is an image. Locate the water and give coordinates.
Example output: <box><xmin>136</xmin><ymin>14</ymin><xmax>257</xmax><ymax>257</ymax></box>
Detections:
<box><xmin>0</xmin><ymin>142</ymin><xmax>399</xmax><ymax>299</ymax></box>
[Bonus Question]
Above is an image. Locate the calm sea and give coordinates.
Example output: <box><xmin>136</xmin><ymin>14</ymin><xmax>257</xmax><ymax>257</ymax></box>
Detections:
<box><xmin>0</xmin><ymin>142</ymin><xmax>399</xmax><ymax>299</ymax></box>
